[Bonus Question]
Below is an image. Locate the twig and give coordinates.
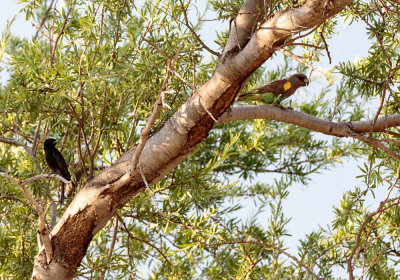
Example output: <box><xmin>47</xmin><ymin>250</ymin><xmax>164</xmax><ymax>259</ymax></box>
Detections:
<box><xmin>320</xmin><ymin>28</ymin><xmax>332</xmax><ymax>64</ymax></box>
<box><xmin>347</xmin><ymin>167</ymin><xmax>400</xmax><ymax>280</ymax></box>
<box><xmin>124</xmin><ymin>98</ymin><xmax>140</xmax><ymax>152</ymax></box>
<box><xmin>160</xmin><ymin>89</ymin><xmax>175</xmax><ymax>110</ymax></box>
<box><xmin>33</xmin><ymin>0</ymin><xmax>56</xmax><ymax>39</ymax></box>
<box><xmin>22</xmin><ymin>173</ymin><xmax>72</xmax><ymax>185</ymax></box>
<box><xmin>49</xmin><ymin>0</ymin><xmax>73</xmax><ymax>66</ymax></box>
<box><xmin>138</xmin><ymin>164</ymin><xmax>198</xmax><ymax>231</ymax></box>
<box><xmin>178</xmin><ymin>0</ymin><xmax>221</xmax><ymax>57</ymax></box>
<box><xmin>143</xmin><ymin>38</ymin><xmax>171</xmax><ymax>60</ymax></box>
<box><xmin>107</xmin><ymin>215</ymin><xmax>118</xmax><ymax>260</ymax></box>
<box><xmin>169</xmin><ymin>67</ymin><xmax>196</xmax><ymax>90</ymax></box>
<box><xmin>32</xmin><ymin>22</ymin><xmax>53</xmax><ymax>42</ymax></box>
<box><xmin>278</xmin><ymin>47</ymin><xmax>329</xmax><ymax>81</ymax></box>
<box><xmin>0</xmin><ymin>172</ymin><xmax>53</xmax><ymax>263</ymax></box>
<box><xmin>32</xmin><ymin>117</ymin><xmax>42</xmax><ymax>173</ymax></box>
<box><xmin>0</xmin><ymin>137</ymin><xmax>34</xmax><ymax>160</ymax></box>
<box><xmin>32</xmin><ymin>117</ymin><xmax>42</xmax><ymax>157</ymax></box>
<box><xmin>138</xmin><ymin>164</ymin><xmax>168</xmax><ymax>221</ymax></box>
<box><xmin>116</xmin><ymin>214</ymin><xmax>173</xmax><ymax>267</ymax></box>
<box><xmin>130</xmin><ymin>52</ymin><xmax>178</xmax><ymax>170</ymax></box>
<box><xmin>199</xmin><ymin>95</ymin><xmax>218</xmax><ymax>123</ymax></box>
<box><xmin>203</xmin><ymin>240</ymin><xmax>322</xmax><ymax>280</ymax></box>
<box><xmin>349</xmin><ymin>132</ymin><xmax>400</xmax><ymax>162</ymax></box>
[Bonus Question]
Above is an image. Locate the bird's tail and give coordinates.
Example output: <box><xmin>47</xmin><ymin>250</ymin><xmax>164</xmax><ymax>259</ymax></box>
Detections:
<box><xmin>60</xmin><ymin>183</ymin><xmax>65</xmax><ymax>206</ymax></box>
<box><xmin>237</xmin><ymin>92</ymin><xmax>253</xmax><ymax>101</ymax></box>
<box><xmin>237</xmin><ymin>87</ymin><xmax>265</xmax><ymax>101</ymax></box>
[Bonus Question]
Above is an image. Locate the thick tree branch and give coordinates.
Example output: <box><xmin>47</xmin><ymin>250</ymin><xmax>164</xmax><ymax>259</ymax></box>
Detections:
<box><xmin>218</xmin><ymin>105</ymin><xmax>400</xmax><ymax>136</ymax></box>
<box><xmin>221</xmin><ymin>0</ymin><xmax>267</xmax><ymax>59</ymax></box>
<box><xmin>219</xmin><ymin>106</ymin><xmax>400</xmax><ymax>161</ymax></box>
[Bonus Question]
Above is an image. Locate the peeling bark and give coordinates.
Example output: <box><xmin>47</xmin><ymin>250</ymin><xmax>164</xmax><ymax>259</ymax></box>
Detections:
<box><xmin>31</xmin><ymin>0</ymin><xmax>354</xmax><ymax>278</ymax></box>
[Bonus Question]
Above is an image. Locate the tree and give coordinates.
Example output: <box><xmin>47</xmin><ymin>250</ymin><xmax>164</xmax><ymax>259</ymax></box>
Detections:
<box><xmin>1</xmin><ymin>0</ymin><xmax>400</xmax><ymax>279</ymax></box>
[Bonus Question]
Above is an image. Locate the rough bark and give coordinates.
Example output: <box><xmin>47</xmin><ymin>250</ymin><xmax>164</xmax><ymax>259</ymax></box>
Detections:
<box><xmin>31</xmin><ymin>0</ymin><xmax>354</xmax><ymax>278</ymax></box>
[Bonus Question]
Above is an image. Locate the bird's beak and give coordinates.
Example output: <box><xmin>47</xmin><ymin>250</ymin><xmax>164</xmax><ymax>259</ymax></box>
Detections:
<box><xmin>305</xmin><ymin>78</ymin><xmax>309</xmax><ymax>86</ymax></box>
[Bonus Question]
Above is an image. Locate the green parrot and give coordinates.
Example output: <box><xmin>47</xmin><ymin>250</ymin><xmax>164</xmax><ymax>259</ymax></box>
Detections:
<box><xmin>237</xmin><ymin>73</ymin><xmax>309</xmax><ymax>104</ymax></box>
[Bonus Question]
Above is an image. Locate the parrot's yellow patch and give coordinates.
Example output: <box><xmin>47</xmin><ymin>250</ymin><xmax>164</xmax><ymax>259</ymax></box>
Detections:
<box><xmin>283</xmin><ymin>82</ymin><xmax>291</xmax><ymax>91</ymax></box>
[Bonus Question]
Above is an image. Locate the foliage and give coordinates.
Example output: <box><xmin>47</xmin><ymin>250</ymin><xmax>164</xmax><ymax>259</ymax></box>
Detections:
<box><xmin>0</xmin><ymin>0</ymin><xmax>400</xmax><ymax>279</ymax></box>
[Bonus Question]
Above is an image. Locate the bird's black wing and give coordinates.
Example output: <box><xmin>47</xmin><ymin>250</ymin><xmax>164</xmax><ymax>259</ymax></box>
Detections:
<box><xmin>52</xmin><ymin>149</ymin><xmax>71</xmax><ymax>181</ymax></box>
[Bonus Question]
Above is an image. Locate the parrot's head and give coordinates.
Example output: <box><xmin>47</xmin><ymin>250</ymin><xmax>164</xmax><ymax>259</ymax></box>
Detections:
<box><xmin>292</xmin><ymin>74</ymin><xmax>309</xmax><ymax>86</ymax></box>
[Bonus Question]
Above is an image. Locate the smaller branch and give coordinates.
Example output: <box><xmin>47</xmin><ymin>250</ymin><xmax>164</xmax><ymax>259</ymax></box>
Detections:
<box><xmin>203</xmin><ymin>240</ymin><xmax>322</xmax><ymax>280</ymax></box>
<box><xmin>33</xmin><ymin>0</ymin><xmax>56</xmax><ymax>39</ymax></box>
<box><xmin>32</xmin><ymin>117</ymin><xmax>42</xmax><ymax>157</ymax></box>
<box><xmin>49</xmin><ymin>0</ymin><xmax>73</xmax><ymax>66</ymax></box>
<box><xmin>219</xmin><ymin>106</ymin><xmax>400</xmax><ymax>135</ymax></box>
<box><xmin>125</xmin><ymin>98</ymin><xmax>140</xmax><ymax>153</ymax></box>
<box><xmin>278</xmin><ymin>48</ymin><xmax>329</xmax><ymax>81</ymax></box>
<box><xmin>356</xmin><ymin>248</ymin><xmax>385</xmax><ymax>280</ymax></box>
<box><xmin>138</xmin><ymin>164</ymin><xmax>199</xmax><ymax>231</ymax></box>
<box><xmin>288</xmin><ymin>43</ymin><xmax>324</xmax><ymax>49</ymax></box>
<box><xmin>49</xmin><ymin>202</ymin><xmax>57</xmax><ymax>230</ymax></box>
<box><xmin>369</xmin><ymin>81</ymin><xmax>387</xmax><ymax>138</ymax></box>
<box><xmin>280</xmin><ymin>24</ymin><xmax>321</xmax><ymax>48</ymax></box>
<box><xmin>178</xmin><ymin>0</ymin><xmax>221</xmax><ymax>57</ymax></box>
<box><xmin>320</xmin><ymin>29</ymin><xmax>332</xmax><ymax>64</ymax></box>
<box><xmin>351</xmin><ymin>6</ymin><xmax>392</xmax><ymax>67</ymax></box>
<box><xmin>0</xmin><ymin>137</ymin><xmax>34</xmax><ymax>160</ymax></box>
<box><xmin>199</xmin><ymin>95</ymin><xmax>218</xmax><ymax>123</ymax></box>
<box><xmin>117</xmin><ymin>214</ymin><xmax>173</xmax><ymax>267</ymax></box>
<box><xmin>130</xmin><ymin>52</ymin><xmax>178</xmax><ymax>170</ymax></box>
<box><xmin>350</xmin><ymin>132</ymin><xmax>400</xmax><ymax>162</ymax></box>
<box><xmin>143</xmin><ymin>38</ymin><xmax>171</xmax><ymax>60</ymax></box>
<box><xmin>377</xmin><ymin>137</ymin><xmax>400</xmax><ymax>144</ymax></box>
<box><xmin>139</xmin><ymin>164</ymin><xmax>168</xmax><ymax>221</ymax></box>
<box><xmin>107</xmin><ymin>215</ymin><xmax>118</xmax><ymax>260</ymax></box>
<box><xmin>0</xmin><ymin>172</ymin><xmax>53</xmax><ymax>263</ymax></box>
<box><xmin>347</xmin><ymin>167</ymin><xmax>400</xmax><ymax>280</ymax></box>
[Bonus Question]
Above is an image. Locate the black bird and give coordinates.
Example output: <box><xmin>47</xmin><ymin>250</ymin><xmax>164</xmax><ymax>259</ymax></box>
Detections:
<box><xmin>44</xmin><ymin>138</ymin><xmax>74</xmax><ymax>205</ymax></box>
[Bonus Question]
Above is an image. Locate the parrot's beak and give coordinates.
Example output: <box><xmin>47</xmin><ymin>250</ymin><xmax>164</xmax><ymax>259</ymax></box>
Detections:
<box><xmin>304</xmin><ymin>78</ymin><xmax>309</xmax><ymax>86</ymax></box>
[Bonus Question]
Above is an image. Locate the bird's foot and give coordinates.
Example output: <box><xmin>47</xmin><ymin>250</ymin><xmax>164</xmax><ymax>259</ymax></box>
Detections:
<box><xmin>273</xmin><ymin>104</ymin><xmax>293</xmax><ymax>110</ymax></box>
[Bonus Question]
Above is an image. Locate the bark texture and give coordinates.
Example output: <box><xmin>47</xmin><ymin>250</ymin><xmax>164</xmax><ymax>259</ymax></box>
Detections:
<box><xmin>31</xmin><ymin>0</ymin><xmax>354</xmax><ymax>278</ymax></box>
